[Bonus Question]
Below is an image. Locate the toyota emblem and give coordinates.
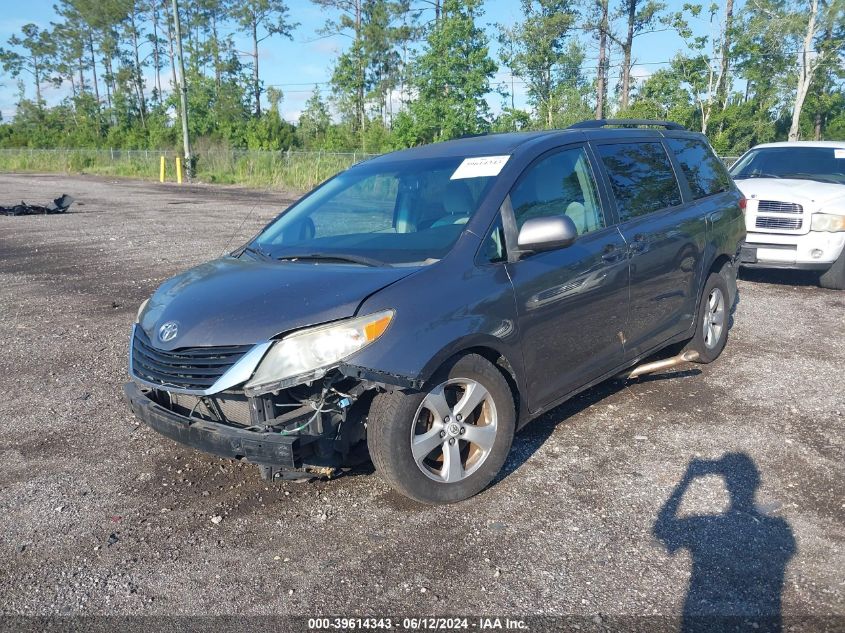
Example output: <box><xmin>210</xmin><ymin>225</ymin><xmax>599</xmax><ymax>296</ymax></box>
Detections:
<box><xmin>158</xmin><ymin>321</ymin><xmax>179</xmax><ymax>343</ymax></box>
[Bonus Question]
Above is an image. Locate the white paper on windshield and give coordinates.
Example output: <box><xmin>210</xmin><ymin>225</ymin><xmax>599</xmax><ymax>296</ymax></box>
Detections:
<box><xmin>834</xmin><ymin>149</ymin><xmax>845</xmax><ymax>159</ymax></box>
<box><xmin>451</xmin><ymin>155</ymin><xmax>510</xmax><ymax>180</ymax></box>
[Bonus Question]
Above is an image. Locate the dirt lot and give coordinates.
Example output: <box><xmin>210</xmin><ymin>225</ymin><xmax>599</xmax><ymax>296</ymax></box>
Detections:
<box><xmin>0</xmin><ymin>173</ymin><xmax>843</xmax><ymax>629</ymax></box>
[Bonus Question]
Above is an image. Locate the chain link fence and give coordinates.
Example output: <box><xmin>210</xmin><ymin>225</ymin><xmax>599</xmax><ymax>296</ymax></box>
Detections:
<box><xmin>0</xmin><ymin>148</ymin><xmax>742</xmax><ymax>190</ymax></box>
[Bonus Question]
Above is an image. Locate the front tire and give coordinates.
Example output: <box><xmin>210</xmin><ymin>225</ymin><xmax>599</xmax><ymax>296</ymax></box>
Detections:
<box><xmin>367</xmin><ymin>354</ymin><xmax>516</xmax><ymax>504</ymax></box>
<box><xmin>685</xmin><ymin>271</ymin><xmax>731</xmax><ymax>363</ymax></box>
<box><xmin>819</xmin><ymin>248</ymin><xmax>845</xmax><ymax>290</ymax></box>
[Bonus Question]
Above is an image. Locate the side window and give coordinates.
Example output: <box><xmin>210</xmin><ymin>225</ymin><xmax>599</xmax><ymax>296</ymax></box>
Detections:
<box><xmin>510</xmin><ymin>147</ymin><xmax>604</xmax><ymax>236</ymax></box>
<box><xmin>597</xmin><ymin>142</ymin><xmax>682</xmax><ymax>221</ymax></box>
<box><xmin>480</xmin><ymin>217</ymin><xmax>506</xmax><ymax>263</ymax></box>
<box><xmin>666</xmin><ymin>138</ymin><xmax>731</xmax><ymax>199</ymax></box>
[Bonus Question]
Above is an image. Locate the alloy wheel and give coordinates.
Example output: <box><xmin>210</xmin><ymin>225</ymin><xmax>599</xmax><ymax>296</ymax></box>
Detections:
<box><xmin>410</xmin><ymin>378</ymin><xmax>498</xmax><ymax>483</ymax></box>
<box><xmin>703</xmin><ymin>286</ymin><xmax>726</xmax><ymax>349</ymax></box>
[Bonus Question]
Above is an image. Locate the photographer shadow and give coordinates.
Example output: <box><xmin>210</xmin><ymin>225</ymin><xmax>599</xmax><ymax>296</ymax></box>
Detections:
<box><xmin>653</xmin><ymin>453</ymin><xmax>796</xmax><ymax>633</ymax></box>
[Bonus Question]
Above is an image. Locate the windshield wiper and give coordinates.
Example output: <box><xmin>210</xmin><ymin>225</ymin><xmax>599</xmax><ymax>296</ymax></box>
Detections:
<box><xmin>241</xmin><ymin>245</ymin><xmax>271</xmax><ymax>260</ymax></box>
<box><xmin>277</xmin><ymin>253</ymin><xmax>388</xmax><ymax>267</ymax></box>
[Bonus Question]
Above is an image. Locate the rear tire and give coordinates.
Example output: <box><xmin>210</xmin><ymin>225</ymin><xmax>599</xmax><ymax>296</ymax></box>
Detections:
<box><xmin>685</xmin><ymin>271</ymin><xmax>731</xmax><ymax>363</ymax></box>
<box><xmin>819</xmin><ymin>248</ymin><xmax>845</xmax><ymax>290</ymax></box>
<box><xmin>367</xmin><ymin>354</ymin><xmax>515</xmax><ymax>504</ymax></box>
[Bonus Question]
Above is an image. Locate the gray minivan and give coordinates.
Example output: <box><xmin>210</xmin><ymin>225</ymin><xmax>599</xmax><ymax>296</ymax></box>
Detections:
<box><xmin>125</xmin><ymin>119</ymin><xmax>745</xmax><ymax>503</ymax></box>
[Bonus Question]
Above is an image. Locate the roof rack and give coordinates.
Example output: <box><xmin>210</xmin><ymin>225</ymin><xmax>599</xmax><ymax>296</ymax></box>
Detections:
<box><xmin>569</xmin><ymin>119</ymin><xmax>686</xmax><ymax>131</ymax></box>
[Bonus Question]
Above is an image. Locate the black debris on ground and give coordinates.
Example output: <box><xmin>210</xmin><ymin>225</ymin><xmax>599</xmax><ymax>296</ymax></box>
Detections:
<box><xmin>0</xmin><ymin>194</ymin><xmax>74</xmax><ymax>216</ymax></box>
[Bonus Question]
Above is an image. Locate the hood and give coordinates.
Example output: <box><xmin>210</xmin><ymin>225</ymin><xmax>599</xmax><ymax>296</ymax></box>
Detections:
<box><xmin>138</xmin><ymin>256</ymin><xmax>418</xmax><ymax>349</ymax></box>
<box><xmin>735</xmin><ymin>178</ymin><xmax>845</xmax><ymax>212</ymax></box>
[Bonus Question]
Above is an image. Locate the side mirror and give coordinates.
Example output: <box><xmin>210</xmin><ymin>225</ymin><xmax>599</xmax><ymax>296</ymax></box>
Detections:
<box><xmin>280</xmin><ymin>217</ymin><xmax>316</xmax><ymax>243</ymax></box>
<box><xmin>516</xmin><ymin>215</ymin><xmax>578</xmax><ymax>253</ymax></box>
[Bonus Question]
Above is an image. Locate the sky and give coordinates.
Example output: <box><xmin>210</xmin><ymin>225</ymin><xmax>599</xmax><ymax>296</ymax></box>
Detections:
<box><xmin>0</xmin><ymin>0</ymin><xmax>724</xmax><ymax>124</ymax></box>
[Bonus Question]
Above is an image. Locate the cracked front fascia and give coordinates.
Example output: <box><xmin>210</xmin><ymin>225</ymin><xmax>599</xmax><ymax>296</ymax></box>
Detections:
<box><xmin>241</xmin><ymin>363</ymin><xmax>420</xmax><ymax>399</ymax></box>
<box><xmin>337</xmin><ymin>363</ymin><xmax>423</xmax><ymax>391</ymax></box>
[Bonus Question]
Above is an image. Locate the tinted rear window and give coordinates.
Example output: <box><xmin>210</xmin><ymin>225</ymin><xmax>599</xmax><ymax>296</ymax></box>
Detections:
<box><xmin>597</xmin><ymin>142</ymin><xmax>682</xmax><ymax>221</ymax></box>
<box><xmin>667</xmin><ymin>138</ymin><xmax>731</xmax><ymax>199</ymax></box>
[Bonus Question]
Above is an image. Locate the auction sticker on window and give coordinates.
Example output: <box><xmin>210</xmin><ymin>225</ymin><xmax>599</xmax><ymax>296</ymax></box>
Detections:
<box><xmin>451</xmin><ymin>155</ymin><xmax>510</xmax><ymax>180</ymax></box>
<box><xmin>834</xmin><ymin>149</ymin><xmax>845</xmax><ymax>159</ymax></box>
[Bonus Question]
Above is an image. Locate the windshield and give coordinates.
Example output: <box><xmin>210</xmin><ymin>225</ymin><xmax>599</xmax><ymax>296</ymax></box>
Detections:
<box><xmin>250</xmin><ymin>156</ymin><xmax>498</xmax><ymax>266</ymax></box>
<box><xmin>730</xmin><ymin>146</ymin><xmax>845</xmax><ymax>184</ymax></box>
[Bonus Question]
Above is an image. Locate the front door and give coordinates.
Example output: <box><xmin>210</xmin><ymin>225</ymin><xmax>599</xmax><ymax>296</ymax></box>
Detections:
<box><xmin>505</xmin><ymin>145</ymin><xmax>629</xmax><ymax>412</ymax></box>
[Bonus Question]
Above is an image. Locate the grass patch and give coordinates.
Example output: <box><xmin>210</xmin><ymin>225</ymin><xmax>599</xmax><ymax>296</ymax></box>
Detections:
<box><xmin>0</xmin><ymin>149</ymin><xmax>376</xmax><ymax>190</ymax></box>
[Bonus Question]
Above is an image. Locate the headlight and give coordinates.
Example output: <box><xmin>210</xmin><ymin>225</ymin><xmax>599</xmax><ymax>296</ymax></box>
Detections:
<box><xmin>244</xmin><ymin>310</ymin><xmax>394</xmax><ymax>395</ymax></box>
<box><xmin>136</xmin><ymin>298</ymin><xmax>149</xmax><ymax>323</ymax></box>
<box><xmin>811</xmin><ymin>213</ymin><xmax>845</xmax><ymax>232</ymax></box>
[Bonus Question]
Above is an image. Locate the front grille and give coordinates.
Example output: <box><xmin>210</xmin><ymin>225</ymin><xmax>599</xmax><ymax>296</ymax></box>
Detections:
<box><xmin>755</xmin><ymin>216</ymin><xmax>802</xmax><ymax>230</ymax></box>
<box><xmin>167</xmin><ymin>392</ymin><xmax>253</xmax><ymax>426</ymax></box>
<box><xmin>757</xmin><ymin>200</ymin><xmax>802</xmax><ymax>214</ymax></box>
<box><xmin>131</xmin><ymin>327</ymin><xmax>252</xmax><ymax>391</ymax></box>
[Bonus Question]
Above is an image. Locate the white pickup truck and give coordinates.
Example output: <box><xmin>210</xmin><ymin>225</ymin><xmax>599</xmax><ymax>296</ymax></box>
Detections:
<box><xmin>730</xmin><ymin>141</ymin><xmax>845</xmax><ymax>289</ymax></box>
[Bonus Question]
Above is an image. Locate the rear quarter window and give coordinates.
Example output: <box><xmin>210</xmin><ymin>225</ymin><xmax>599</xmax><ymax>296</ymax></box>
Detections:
<box><xmin>596</xmin><ymin>141</ymin><xmax>682</xmax><ymax>221</ymax></box>
<box><xmin>666</xmin><ymin>138</ymin><xmax>732</xmax><ymax>199</ymax></box>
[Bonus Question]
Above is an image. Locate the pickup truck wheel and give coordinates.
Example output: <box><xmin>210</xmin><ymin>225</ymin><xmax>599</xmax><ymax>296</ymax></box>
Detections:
<box><xmin>686</xmin><ymin>271</ymin><xmax>730</xmax><ymax>363</ymax></box>
<box><xmin>819</xmin><ymin>248</ymin><xmax>845</xmax><ymax>290</ymax></box>
<box><xmin>367</xmin><ymin>354</ymin><xmax>515</xmax><ymax>504</ymax></box>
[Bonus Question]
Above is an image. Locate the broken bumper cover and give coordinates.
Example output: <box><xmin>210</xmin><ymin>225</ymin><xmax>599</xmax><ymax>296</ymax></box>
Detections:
<box><xmin>123</xmin><ymin>382</ymin><xmax>298</xmax><ymax>468</ymax></box>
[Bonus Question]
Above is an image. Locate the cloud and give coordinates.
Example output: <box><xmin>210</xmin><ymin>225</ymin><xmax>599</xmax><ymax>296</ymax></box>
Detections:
<box><xmin>283</xmin><ymin>109</ymin><xmax>302</xmax><ymax>123</ymax></box>
<box><xmin>629</xmin><ymin>64</ymin><xmax>655</xmax><ymax>84</ymax></box>
<box><xmin>308</xmin><ymin>38</ymin><xmax>340</xmax><ymax>56</ymax></box>
<box><xmin>281</xmin><ymin>90</ymin><xmax>310</xmax><ymax>123</ymax></box>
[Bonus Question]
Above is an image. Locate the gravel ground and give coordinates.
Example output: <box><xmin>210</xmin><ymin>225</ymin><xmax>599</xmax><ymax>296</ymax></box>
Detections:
<box><xmin>0</xmin><ymin>173</ymin><xmax>843</xmax><ymax>630</ymax></box>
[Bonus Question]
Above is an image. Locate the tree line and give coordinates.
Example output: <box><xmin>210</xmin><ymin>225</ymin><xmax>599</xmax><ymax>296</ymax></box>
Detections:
<box><xmin>1</xmin><ymin>0</ymin><xmax>843</xmax><ymax>158</ymax></box>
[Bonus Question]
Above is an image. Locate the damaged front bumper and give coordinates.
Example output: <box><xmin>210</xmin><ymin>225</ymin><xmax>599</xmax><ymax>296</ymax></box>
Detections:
<box><xmin>124</xmin><ymin>368</ymin><xmax>408</xmax><ymax>479</ymax></box>
<box><xmin>124</xmin><ymin>323</ymin><xmax>423</xmax><ymax>478</ymax></box>
<box><xmin>125</xmin><ymin>375</ymin><xmax>380</xmax><ymax>478</ymax></box>
<box><xmin>124</xmin><ymin>382</ymin><xmax>309</xmax><ymax>476</ymax></box>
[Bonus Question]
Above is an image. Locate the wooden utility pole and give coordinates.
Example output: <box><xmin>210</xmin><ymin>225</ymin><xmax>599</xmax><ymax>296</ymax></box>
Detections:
<box><xmin>171</xmin><ymin>0</ymin><xmax>193</xmax><ymax>179</ymax></box>
<box><xmin>619</xmin><ymin>0</ymin><xmax>636</xmax><ymax>110</ymax></box>
<box><xmin>595</xmin><ymin>0</ymin><xmax>609</xmax><ymax>119</ymax></box>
